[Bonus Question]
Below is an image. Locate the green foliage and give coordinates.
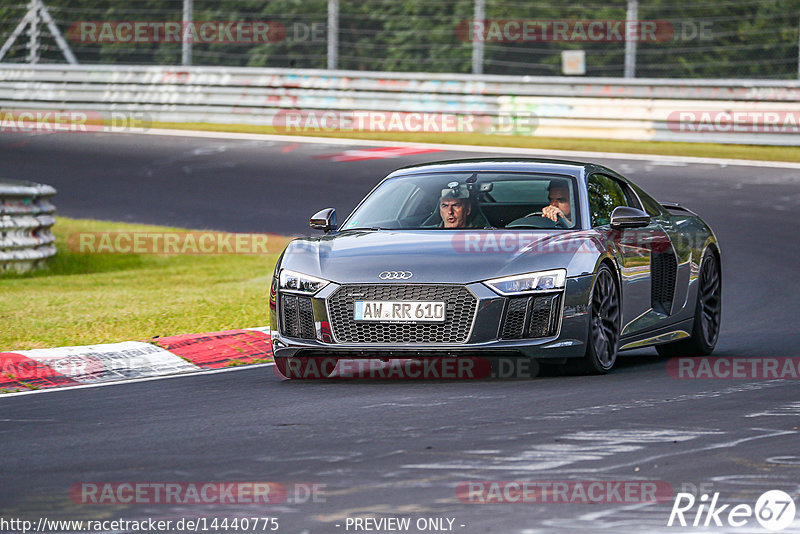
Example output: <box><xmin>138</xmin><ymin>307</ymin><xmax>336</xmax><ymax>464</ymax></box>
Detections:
<box><xmin>588</xmin><ymin>175</ymin><xmax>627</xmax><ymax>227</ymax></box>
<box><xmin>1</xmin><ymin>0</ymin><xmax>798</xmax><ymax>77</ymax></box>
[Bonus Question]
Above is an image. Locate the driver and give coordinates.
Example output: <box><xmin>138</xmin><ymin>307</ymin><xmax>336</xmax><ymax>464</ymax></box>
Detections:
<box><xmin>542</xmin><ymin>180</ymin><xmax>573</xmax><ymax>226</ymax></box>
<box><xmin>439</xmin><ymin>184</ymin><xmax>473</xmax><ymax>228</ymax></box>
<box><xmin>440</xmin><ymin>197</ymin><xmax>471</xmax><ymax>228</ymax></box>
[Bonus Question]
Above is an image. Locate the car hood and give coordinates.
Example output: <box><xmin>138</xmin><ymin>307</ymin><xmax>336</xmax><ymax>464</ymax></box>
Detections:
<box><xmin>279</xmin><ymin>229</ymin><xmax>603</xmax><ymax>284</ymax></box>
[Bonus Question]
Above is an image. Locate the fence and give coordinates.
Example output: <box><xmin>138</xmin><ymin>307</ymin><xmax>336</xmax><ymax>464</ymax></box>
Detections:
<box><xmin>0</xmin><ymin>1</ymin><xmax>799</xmax><ymax>79</ymax></box>
<box><xmin>0</xmin><ymin>179</ymin><xmax>56</xmax><ymax>273</ymax></box>
<box><xmin>1</xmin><ymin>64</ymin><xmax>800</xmax><ymax>145</ymax></box>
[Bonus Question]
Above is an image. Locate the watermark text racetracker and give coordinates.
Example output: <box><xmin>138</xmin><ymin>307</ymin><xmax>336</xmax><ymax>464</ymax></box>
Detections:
<box><xmin>70</xmin><ymin>482</ymin><xmax>324</xmax><ymax>505</ymax></box>
<box><xmin>67</xmin><ymin>232</ymin><xmax>291</xmax><ymax>255</ymax></box>
<box><xmin>457</xmin><ymin>19</ymin><xmax>713</xmax><ymax>42</ymax></box>
<box><xmin>667</xmin><ymin>357</ymin><xmax>800</xmax><ymax>379</ymax></box>
<box><xmin>0</xmin><ymin>110</ymin><xmax>151</xmax><ymax>133</ymax></box>
<box><xmin>449</xmin><ymin>229</ymin><xmax>688</xmax><ymax>255</ymax></box>
<box><xmin>275</xmin><ymin>356</ymin><xmax>541</xmax><ymax>380</ymax></box>
<box><xmin>69</xmin><ymin>21</ymin><xmax>328</xmax><ymax>44</ymax></box>
<box><xmin>668</xmin><ymin>110</ymin><xmax>800</xmax><ymax>134</ymax></box>
<box><xmin>457</xmin><ymin>480</ymin><xmax>673</xmax><ymax>504</ymax></box>
<box><xmin>271</xmin><ymin>109</ymin><xmax>538</xmax><ymax>135</ymax></box>
<box><xmin>69</xmin><ymin>21</ymin><xmax>285</xmax><ymax>44</ymax></box>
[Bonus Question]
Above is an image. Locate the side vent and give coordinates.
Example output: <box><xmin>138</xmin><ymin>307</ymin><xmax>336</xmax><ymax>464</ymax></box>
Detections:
<box><xmin>651</xmin><ymin>251</ymin><xmax>677</xmax><ymax>315</ymax></box>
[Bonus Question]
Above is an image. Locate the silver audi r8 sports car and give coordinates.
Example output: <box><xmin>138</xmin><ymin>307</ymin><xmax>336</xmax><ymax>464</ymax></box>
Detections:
<box><xmin>269</xmin><ymin>158</ymin><xmax>721</xmax><ymax>377</ymax></box>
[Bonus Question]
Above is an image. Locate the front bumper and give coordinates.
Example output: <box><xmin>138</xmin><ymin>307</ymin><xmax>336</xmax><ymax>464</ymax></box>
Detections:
<box><xmin>270</xmin><ymin>276</ymin><xmax>592</xmax><ymax>360</ymax></box>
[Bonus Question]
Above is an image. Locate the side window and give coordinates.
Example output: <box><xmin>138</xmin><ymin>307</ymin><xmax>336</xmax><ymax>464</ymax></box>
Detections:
<box><xmin>617</xmin><ymin>180</ymin><xmax>643</xmax><ymax>210</ymax></box>
<box><xmin>636</xmin><ymin>189</ymin><xmax>664</xmax><ymax>217</ymax></box>
<box><xmin>345</xmin><ymin>181</ymin><xmax>417</xmax><ymax>227</ymax></box>
<box><xmin>587</xmin><ymin>174</ymin><xmax>628</xmax><ymax>227</ymax></box>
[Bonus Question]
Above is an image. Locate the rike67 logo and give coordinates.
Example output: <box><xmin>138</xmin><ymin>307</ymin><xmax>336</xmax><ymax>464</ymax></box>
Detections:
<box><xmin>668</xmin><ymin>490</ymin><xmax>796</xmax><ymax>531</ymax></box>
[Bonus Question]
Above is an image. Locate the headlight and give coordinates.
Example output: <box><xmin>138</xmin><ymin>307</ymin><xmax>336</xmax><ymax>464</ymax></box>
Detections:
<box><xmin>483</xmin><ymin>269</ymin><xmax>566</xmax><ymax>296</ymax></box>
<box><xmin>279</xmin><ymin>269</ymin><xmax>330</xmax><ymax>294</ymax></box>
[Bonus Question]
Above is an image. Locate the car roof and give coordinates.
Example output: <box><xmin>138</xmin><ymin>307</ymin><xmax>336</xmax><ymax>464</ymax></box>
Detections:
<box><xmin>386</xmin><ymin>158</ymin><xmax>595</xmax><ymax>179</ymax></box>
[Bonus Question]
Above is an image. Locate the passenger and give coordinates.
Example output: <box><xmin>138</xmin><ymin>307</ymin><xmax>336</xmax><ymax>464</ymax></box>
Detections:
<box><xmin>542</xmin><ymin>181</ymin><xmax>573</xmax><ymax>225</ymax></box>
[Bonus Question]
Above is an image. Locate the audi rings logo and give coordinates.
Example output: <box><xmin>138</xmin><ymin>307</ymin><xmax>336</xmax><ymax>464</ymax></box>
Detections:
<box><xmin>379</xmin><ymin>270</ymin><xmax>413</xmax><ymax>280</ymax></box>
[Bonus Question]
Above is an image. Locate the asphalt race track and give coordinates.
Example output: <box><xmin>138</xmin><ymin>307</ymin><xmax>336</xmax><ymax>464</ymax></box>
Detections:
<box><xmin>1</xmin><ymin>131</ymin><xmax>799</xmax><ymax>533</ymax></box>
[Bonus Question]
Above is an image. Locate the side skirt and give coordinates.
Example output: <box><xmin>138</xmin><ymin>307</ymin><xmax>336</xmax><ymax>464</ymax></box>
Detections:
<box><xmin>618</xmin><ymin>318</ymin><xmax>695</xmax><ymax>351</ymax></box>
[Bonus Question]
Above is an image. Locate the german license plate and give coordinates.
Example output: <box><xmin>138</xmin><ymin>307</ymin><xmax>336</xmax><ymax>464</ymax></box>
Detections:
<box><xmin>354</xmin><ymin>301</ymin><xmax>445</xmax><ymax>323</ymax></box>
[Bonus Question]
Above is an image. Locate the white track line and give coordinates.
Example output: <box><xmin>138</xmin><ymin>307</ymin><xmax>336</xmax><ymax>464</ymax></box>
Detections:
<box><xmin>0</xmin><ymin>361</ymin><xmax>275</xmax><ymax>398</ymax></box>
<box><xmin>130</xmin><ymin>127</ymin><xmax>800</xmax><ymax>169</ymax></box>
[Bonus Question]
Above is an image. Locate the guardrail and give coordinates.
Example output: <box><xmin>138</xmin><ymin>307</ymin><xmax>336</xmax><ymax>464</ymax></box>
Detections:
<box><xmin>0</xmin><ymin>179</ymin><xmax>56</xmax><ymax>273</ymax></box>
<box><xmin>1</xmin><ymin>64</ymin><xmax>799</xmax><ymax>145</ymax></box>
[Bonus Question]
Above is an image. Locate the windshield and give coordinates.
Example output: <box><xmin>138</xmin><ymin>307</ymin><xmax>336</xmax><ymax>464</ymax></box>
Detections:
<box><xmin>341</xmin><ymin>172</ymin><xmax>581</xmax><ymax>230</ymax></box>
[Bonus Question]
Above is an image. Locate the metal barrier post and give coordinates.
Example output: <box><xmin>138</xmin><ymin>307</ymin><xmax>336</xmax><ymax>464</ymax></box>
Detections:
<box><xmin>472</xmin><ymin>0</ymin><xmax>484</xmax><ymax>75</ymax></box>
<box><xmin>624</xmin><ymin>0</ymin><xmax>638</xmax><ymax>78</ymax></box>
<box><xmin>328</xmin><ymin>0</ymin><xmax>339</xmax><ymax>70</ymax></box>
<box><xmin>182</xmin><ymin>0</ymin><xmax>193</xmax><ymax>66</ymax></box>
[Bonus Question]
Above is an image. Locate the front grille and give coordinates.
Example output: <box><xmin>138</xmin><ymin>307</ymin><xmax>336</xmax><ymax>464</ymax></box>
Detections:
<box><xmin>327</xmin><ymin>284</ymin><xmax>477</xmax><ymax>344</ymax></box>
<box><xmin>280</xmin><ymin>294</ymin><xmax>316</xmax><ymax>339</ymax></box>
<box><xmin>651</xmin><ymin>251</ymin><xmax>677</xmax><ymax>315</ymax></box>
<box><xmin>500</xmin><ymin>294</ymin><xmax>562</xmax><ymax>339</ymax></box>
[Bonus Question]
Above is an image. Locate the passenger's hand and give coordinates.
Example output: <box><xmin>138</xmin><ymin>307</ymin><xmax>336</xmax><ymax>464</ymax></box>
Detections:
<box><xmin>542</xmin><ymin>205</ymin><xmax>565</xmax><ymax>222</ymax></box>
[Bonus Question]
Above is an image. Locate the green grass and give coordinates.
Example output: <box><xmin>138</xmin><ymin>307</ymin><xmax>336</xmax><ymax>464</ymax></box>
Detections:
<box><xmin>151</xmin><ymin>121</ymin><xmax>800</xmax><ymax>163</ymax></box>
<box><xmin>0</xmin><ymin>218</ymin><xmax>283</xmax><ymax>350</ymax></box>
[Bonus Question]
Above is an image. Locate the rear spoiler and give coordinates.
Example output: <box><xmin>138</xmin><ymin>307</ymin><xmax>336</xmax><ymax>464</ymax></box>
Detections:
<box><xmin>661</xmin><ymin>202</ymin><xmax>698</xmax><ymax>217</ymax></box>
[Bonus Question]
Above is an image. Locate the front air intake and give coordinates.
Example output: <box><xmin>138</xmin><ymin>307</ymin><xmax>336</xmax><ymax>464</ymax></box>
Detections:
<box><xmin>280</xmin><ymin>294</ymin><xmax>316</xmax><ymax>339</ymax></box>
<box><xmin>500</xmin><ymin>294</ymin><xmax>562</xmax><ymax>339</ymax></box>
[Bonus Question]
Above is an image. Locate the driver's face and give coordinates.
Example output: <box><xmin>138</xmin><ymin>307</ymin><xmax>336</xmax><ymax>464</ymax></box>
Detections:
<box><xmin>440</xmin><ymin>198</ymin><xmax>471</xmax><ymax>228</ymax></box>
<box><xmin>548</xmin><ymin>186</ymin><xmax>571</xmax><ymax>218</ymax></box>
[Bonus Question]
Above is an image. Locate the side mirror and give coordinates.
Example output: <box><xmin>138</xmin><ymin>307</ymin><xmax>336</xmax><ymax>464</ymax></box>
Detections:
<box><xmin>610</xmin><ymin>206</ymin><xmax>650</xmax><ymax>229</ymax></box>
<box><xmin>310</xmin><ymin>208</ymin><xmax>337</xmax><ymax>233</ymax></box>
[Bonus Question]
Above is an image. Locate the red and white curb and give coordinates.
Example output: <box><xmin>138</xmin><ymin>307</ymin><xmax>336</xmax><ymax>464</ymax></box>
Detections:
<box><xmin>137</xmin><ymin>127</ymin><xmax>800</xmax><ymax>169</ymax></box>
<box><xmin>314</xmin><ymin>146</ymin><xmax>442</xmax><ymax>162</ymax></box>
<box><xmin>0</xmin><ymin>327</ymin><xmax>273</xmax><ymax>395</ymax></box>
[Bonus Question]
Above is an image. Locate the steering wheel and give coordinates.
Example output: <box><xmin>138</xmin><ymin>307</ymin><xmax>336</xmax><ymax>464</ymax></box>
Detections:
<box><xmin>506</xmin><ymin>211</ymin><xmax>569</xmax><ymax>229</ymax></box>
<box><xmin>528</xmin><ymin>210</ymin><xmax>571</xmax><ymax>229</ymax></box>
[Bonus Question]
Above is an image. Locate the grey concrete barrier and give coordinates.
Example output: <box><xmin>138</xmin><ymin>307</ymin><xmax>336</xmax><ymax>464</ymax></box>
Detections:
<box><xmin>0</xmin><ymin>179</ymin><xmax>56</xmax><ymax>273</ymax></box>
<box><xmin>1</xmin><ymin>64</ymin><xmax>799</xmax><ymax>145</ymax></box>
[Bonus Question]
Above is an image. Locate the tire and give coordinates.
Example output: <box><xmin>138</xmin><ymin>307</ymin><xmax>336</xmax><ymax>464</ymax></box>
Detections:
<box><xmin>656</xmin><ymin>249</ymin><xmax>721</xmax><ymax>357</ymax></box>
<box><xmin>565</xmin><ymin>264</ymin><xmax>621</xmax><ymax>375</ymax></box>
